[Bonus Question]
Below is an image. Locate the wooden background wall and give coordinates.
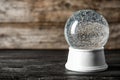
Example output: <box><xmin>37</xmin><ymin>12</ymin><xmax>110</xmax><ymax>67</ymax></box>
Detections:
<box><xmin>0</xmin><ymin>0</ymin><xmax>119</xmax><ymax>49</ymax></box>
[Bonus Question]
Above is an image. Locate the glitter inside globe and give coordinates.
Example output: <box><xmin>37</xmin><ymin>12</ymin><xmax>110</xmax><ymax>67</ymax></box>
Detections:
<box><xmin>64</xmin><ymin>10</ymin><xmax>109</xmax><ymax>49</ymax></box>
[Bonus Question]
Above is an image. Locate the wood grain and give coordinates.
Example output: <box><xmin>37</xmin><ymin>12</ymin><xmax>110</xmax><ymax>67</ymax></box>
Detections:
<box><xmin>0</xmin><ymin>23</ymin><xmax>67</xmax><ymax>49</ymax></box>
<box><xmin>0</xmin><ymin>23</ymin><xmax>119</xmax><ymax>49</ymax></box>
<box><xmin>0</xmin><ymin>0</ymin><xmax>119</xmax><ymax>22</ymax></box>
<box><xmin>0</xmin><ymin>0</ymin><xmax>119</xmax><ymax>49</ymax></box>
<box><xmin>0</xmin><ymin>50</ymin><xmax>119</xmax><ymax>79</ymax></box>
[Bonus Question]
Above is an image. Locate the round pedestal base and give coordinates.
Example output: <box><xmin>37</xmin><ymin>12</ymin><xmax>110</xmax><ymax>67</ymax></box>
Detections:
<box><xmin>65</xmin><ymin>47</ymin><xmax>108</xmax><ymax>72</ymax></box>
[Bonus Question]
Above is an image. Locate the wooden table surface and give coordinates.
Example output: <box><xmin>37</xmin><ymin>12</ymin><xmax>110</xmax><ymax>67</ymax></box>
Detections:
<box><xmin>0</xmin><ymin>49</ymin><xmax>119</xmax><ymax>80</ymax></box>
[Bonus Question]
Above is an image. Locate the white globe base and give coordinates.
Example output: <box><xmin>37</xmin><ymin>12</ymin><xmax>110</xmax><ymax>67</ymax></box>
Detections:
<box><xmin>65</xmin><ymin>47</ymin><xmax>108</xmax><ymax>72</ymax></box>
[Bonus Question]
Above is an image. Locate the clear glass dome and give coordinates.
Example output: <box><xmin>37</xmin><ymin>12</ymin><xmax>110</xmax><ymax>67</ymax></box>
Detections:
<box><xmin>64</xmin><ymin>10</ymin><xmax>109</xmax><ymax>49</ymax></box>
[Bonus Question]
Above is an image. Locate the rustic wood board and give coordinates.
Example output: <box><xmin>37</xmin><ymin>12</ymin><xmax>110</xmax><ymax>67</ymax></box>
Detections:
<box><xmin>0</xmin><ymin>0</ymin><xmax>119</xmax><ymax>22</ymax></box>
<box><xmin>0</xmin><ymin>49</ymin><xmax>119</xmax><ymax>80</ymax></box>
<box><xmin>0</xmin><ymin>0</ymin><xmax>119</xmax><ymax>49</ymax></box>
<box><xmin>0</xmin><ymin>23</ymin><xmax>119</xmax><ymax>49</ymax></box>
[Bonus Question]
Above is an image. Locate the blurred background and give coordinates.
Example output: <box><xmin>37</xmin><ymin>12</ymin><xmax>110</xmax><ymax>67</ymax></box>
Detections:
<box><xmin>0</xmin><ymin>0</ymin><xmax>119</xmax><ymax>49</ymax></box>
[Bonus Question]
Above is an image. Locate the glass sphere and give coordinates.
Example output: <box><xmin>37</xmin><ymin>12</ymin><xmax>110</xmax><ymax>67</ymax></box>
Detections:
<box><xmin>64</xmin><ymin>10</ymin><xmax>109</xmax><ymax>49</ymax></box>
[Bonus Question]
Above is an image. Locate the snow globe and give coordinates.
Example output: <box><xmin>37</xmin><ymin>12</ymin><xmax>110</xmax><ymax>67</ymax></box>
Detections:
<box><xmin>64</xmin><ymin>10</ymin><xmax>109</xmax><ymax>72</ymax></box>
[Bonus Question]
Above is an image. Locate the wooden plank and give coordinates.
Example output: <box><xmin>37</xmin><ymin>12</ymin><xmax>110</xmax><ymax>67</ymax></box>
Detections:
<box><xmin>0</xmin><ymin>0</ymin><xmax>33</xmax><ymax>22</ymax></box>
<box><xmin>0</xmin><ymin>23</ymin><xmax>67</xmax><ymax>49</ymax></box>
<box><xmin>0</xmin><ymin>0</ymin><xmax>119</xmax><ymax>49</ymax></box>
<box><xmin>33</xmin><ymin>0</ymin><xmax>120</xmax><ymax>9</ymax></box>
<box><xmin>97</xmin><ymin>9</ymin><xmax>120</xmax><ymax>23</ymax></box>
<box><xmin>33</xmin><ymin>9</ymin><xmax>120</xmax><ymax>23</ymax></box>
<box><xmin>0</xmin><ymin>50</ymin><xmax>119</xmax><ymax>79</ymax></box>
<box><xmin>0</xmin><ymin>0</ymin><xmax>119</xmax><ymax>22</ymax></box>
<box><xmin>0</xmin><ymin>23</ymin><xmax>119</xmax><ymax>49</ymax></box>
<box><xmin>106</xmin><ymin>23</ymin><xmax>120</xmax><ymax>49</ymax></box>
